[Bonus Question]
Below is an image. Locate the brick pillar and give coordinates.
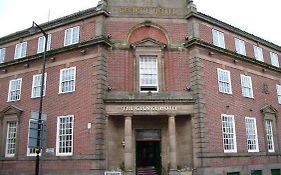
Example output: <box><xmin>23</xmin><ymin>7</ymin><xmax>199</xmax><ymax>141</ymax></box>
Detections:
<box><xmin>168</xmin><ymin>115</ymin><xmax>179</xmax><ymax>175</ymax></box>
<box><xmin>124</xmin><ymin>116</ymin><xmax>133</xmax><ymax>175</ymax></box>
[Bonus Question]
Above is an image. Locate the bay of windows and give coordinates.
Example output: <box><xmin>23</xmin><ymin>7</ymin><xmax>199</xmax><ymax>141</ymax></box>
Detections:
<box><xmin>14</xmin><ymin>42</ymin><xmax>27</xmax><ymax>59</ymax></box>
<box><xmin>245</xmin><ymin>117</ymin><xmax>259</xmax><ymax>152</ymax></box>
<box><xmin>221</xmin><ymin>114</ymin><xmax>237</xmax><ymax>153</ymax></box>
<box><xmin>241</xmin><ymin>75</ymin><xmax>253</xmax><ymax>98</ymax></box>
<box><xmin>64</xmin><ymin>26</ymin><xmax>80</xmax><ymax>46</ymax></box>
<box><xmin>253</xmin><ymin>45</ymin><xmax>264</xmax><ymax>62</ymax></box>
<box><xmin>217</xmin><ymin>68</ymin><xmax>232</xmax><ymax>94</ymax></box>
<box><xmin>5</xmin><ymin>121</ymin><xmax>17</xmax><ymax>157</ymax></box>
<box><xmin>212</xmin><ymin>29</ymin><xmax>225</xmax><ymax>48</ymax></box>
<box><xmin>56</xmin><ymin>115</ymin><xmax>74</xmax><ymax>156</ymax></box>
<box><xmin>139</xmin><ymin>55</ymin><xmax>158</xmax><ymax>92</ymax></box>
<box><xmin>37</xmin><ymin>34</ymin><xmax>52</xmax><ymax>53</ymax></box>
<box><xmin>8</xmin><ymin>78</ymin><xmax>22</xmax><ymax>102</ymax></box>
<box><xmin>0</xmin><ymin>48</ymin><xmax>5</xmax><ymax>63</ymax></box>
<box><xmin>59</xmin><ymin>67</ymin><xmax>76</xmax><ymax>93</ymax></box>
<box><xmin>31</xmin><ymin>73</ymin><xmax>47</xmax><ymax>98</ymax></box>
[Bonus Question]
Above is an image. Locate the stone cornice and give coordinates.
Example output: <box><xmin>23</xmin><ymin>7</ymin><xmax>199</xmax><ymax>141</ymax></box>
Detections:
<box><xmin>0</xmin><ymin>9</ymin><xmax>110</xmax><ymax>45</ymax></box>
<box><xmin>198</xmin><ymin>151</ymin><xmax>281</xmax><ymax>158</ymax></box>
<box><xmin>184</xmin><ymin>38</ymin><xmax>281</xmax><ymax>74</ymax></box>
<box><xmin>0</xmin><ymin>36</ymin><xmax>112</xmax><ymax>68</ymax></box>
<box><xmin>186</xmin><ymin>12</ymin><xmax>281</xmax><ymax>52</ymax></box>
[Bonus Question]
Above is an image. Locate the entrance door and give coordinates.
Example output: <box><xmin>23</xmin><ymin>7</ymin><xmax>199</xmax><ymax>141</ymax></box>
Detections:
<box><xmin>136</xmin><ymin>141</ymin><xmax>161</xmax><ymax>174</ymax></box>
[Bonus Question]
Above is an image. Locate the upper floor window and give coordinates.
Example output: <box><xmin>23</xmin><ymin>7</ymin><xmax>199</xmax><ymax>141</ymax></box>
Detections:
<box><xmin>139</xmin><ymin>55</ymin><xmax>158</xmax><ymax>92</ymax></box>
<box><xmin>240</xmin><ymin>75</ymin><xmax>253</xmax><ymax>98</ymax></box>
<box><xmin>221</xmin><ymin>114</ymin><xmax>237</xmax><ymax>153</ymax></box>
<box><xmin>265</xmin><ymin>120</ymin><xmax>275</xmax><ymax>152</ymax></box>
<box><xmin>253</xmin><ymin>45</ymin><xmax>264</xmax><ymax>62</ymax></box>
<box><xmin>31</xmin><ymin>73</ymin><xmax>47</xmax><ymax>98</ymax></box>
<box><xmin>217</xmin><ymin>68</ymin><xmax>232</xmax><ymax>94</ymax></box>
<box><xmin>5</xmin><ymin>121</ymin><xmax>17</xmax><ymax>157</ymax></box>
<box><xmin>37</xmin><ymin>34</ymin><xmax>52</xmax><ymax>53</ymax></box>
<box><xmin>8</xmin><ymin>78</ymin><xmax>22</xmax><ymax>102</ymax></box>
<box><xmin>270</xmin><ymin>52</ymin><xmax>279</xmax><ymax>67</ymax></box>
<box><xmin>234</xmin><ymin>38</ymin><xmax>246</xmax><ymax>56</ymax></box>
<box><xmin>0</xmin><ymin>48</ymin><xmax>6</xmax><ymax>63</ymax></box>
<box><xmin>59</xmin><ymin>67</ymin><xmax>76</xmax><ymax>93</ymax></box>
<box><xmin>56</xmin><ymin>115</ymin><xmax>74</xmax><ymax>156</ymax></box>
<box><xmin>14</xmin><ymin>42</ymin><xmax>27</xmax><ymax>59</ymax></box>
<box><xmin>276</xmin><ymin>85</ymin><xmax>281</xmax><ymax>104</ymax></box>
<box><xmin>64</xmin><ymin>26</ymin><xmax>80</xmax><ymax>46</ymax></box>
<box><xmin>245</xmin><ymin>117</ymin><xmax>259</xmax><ymax>152</ymax></box>
<box><xmin>212</xmin><ymin>29</ymin><xmax>225</xmax><ymax>49</ymax></box>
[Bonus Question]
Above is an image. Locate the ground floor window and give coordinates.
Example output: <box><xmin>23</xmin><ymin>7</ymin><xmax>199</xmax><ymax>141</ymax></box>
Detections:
<box><xmin>271</xmin><ymin>169</ymin><xmax>280</xmax><ymax>175</ymax></box>
<box><xmin>251</xmin><ymin>170</ymin><xmax>262</xmax><ymax>175</ymax></box>
<box><xmin>5</xmin><ymin>121</ymin><xmax>17</xmax><ymax>157</ymax></box>
<box><xmin>227</xmin><ymin>172</ymin><xmax>240</xmax><ymax>175</ymax></box>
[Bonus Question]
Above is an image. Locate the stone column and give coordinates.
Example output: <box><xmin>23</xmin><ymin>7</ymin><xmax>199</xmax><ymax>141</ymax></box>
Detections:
<box><xmin>124</xmin><ymin>116</ymin><xmax>133</xmax><ymax>175</ymax></box>
<box><xmin>168</xmin><ymin>115</ymin><xmax>179</xmax><ymax>175</ymax></box>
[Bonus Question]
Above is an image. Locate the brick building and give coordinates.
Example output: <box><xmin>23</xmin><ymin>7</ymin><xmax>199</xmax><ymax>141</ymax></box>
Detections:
<box><xmin>0</xmin><ymin>0</ymin><xmax>281</xmax><ymax>175</ymax></box>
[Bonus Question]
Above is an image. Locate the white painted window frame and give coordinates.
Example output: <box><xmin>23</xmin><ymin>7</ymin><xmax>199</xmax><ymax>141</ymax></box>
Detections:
<box><xmin>265</xmin><ymin>120</ymin><xmax>275</xmax><ymax>152</ymax></box>
<box><xmin>37</xmin><ymin>34</ymin><xmax>52</xmax><ymax>53</ymax></box>
<box><xmin>245</xmin><ymin>117</ymin><xmax>259</xmax><ymax>152</ymax></box>
<box><xmin>14</xmin><ymin>42</ymin><xmax>27</xmax><ymax>59</ymax></box>
<box><xmin>212</xmin><ymin>29</ymin><xmax>225</xmax><ymax>49</ymax></box>
<box><xmin>59</xmin><ymin>67</ymin><xmax>76</xmax><ymax>94</ymax></box>
<box><xmin>276</xmin><ymin>85</ymin><xmax>281</xmax><ymax>104</ymax></box>
<box><xmin>217</xmin><ymin>68</ymin><xmax>232</xmax><ymax>94</ymax></box>
<box><xmin>0</xmin><ymin>48</ymin><xmax>6</xmax><ymax>63</ymax></box>
<box><xmin>270</xmin><ymin>52</ymin><xmax>279</xmax><ymax>67</ymax></box>
<box><xmin>56</xmin><ymin>115</ymin><xmax>74</xmax><ymax>156</ymax></box>
<box><xmin>221</xmin><ymin>114</ymin><xmax>237</xmax><ymax>153</ymax></box>
<box><xmin>234</xmin><ymin>38</ymin><xmax>246</xmax><ymax>56</ymax></box>
<box><xmin>240</xmin><ymin>75</ymin><xmax>254</xmax><ymax>98</ymax></box>
<box><xmin>31</xmin><ymin>73</ymin><xmax>47</xmax><ymax>98</ymax></box>
<box><xmin>64</xmin><ymin>26</ymin><xmax>80</xmax><ymax>46</ymax></box>
<box><xmin>7</xmin><ymin>78</ymin><xmax>22</xmax><ymax>102</ymax></box>
<box><xmin>253</xmin><ymin>45</ymin><xmax>264</xmax><ymax>62</ymax></box>
<box><xmin>5</xmin><ymin>121</ymin><xmax>17</xmax><ymax>157</ymax></box>
<box><xmin>139</xmin><ymin>55</ymin><xmax>159</xmax><ymax>93</ymax></box>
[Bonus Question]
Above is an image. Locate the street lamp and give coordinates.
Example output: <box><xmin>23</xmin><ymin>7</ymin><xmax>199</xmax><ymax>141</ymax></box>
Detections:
<box><xmin>31</xmin><ymin>21</ymin><xmax>48</xmax><ymax>175</ymax></box>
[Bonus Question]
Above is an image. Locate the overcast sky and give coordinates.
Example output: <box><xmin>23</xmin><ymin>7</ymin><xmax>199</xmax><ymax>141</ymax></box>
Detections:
<box><xmin>0</xmin><ymin>0</ymin><xmax>280</xmax><ymax>46</ymax></box>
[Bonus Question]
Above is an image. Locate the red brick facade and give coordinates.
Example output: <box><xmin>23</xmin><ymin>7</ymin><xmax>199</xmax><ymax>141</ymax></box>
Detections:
<box><xmin>0</xmin><ymin>1</ymin><xmax>280</xmax><ymax>175</ymax></box>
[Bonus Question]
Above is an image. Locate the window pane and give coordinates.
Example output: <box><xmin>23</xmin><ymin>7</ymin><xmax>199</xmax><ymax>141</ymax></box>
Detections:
<box><xmin>221</xmin><ymin>115</ymin><xmax>237</xmax><ymax>152</ymax></box>
<box><xmin>57</xmin><ymin>115</ymin><xmax>73</xmax><ymax>155</ymax></box>
<box><xmin>245</xmin><ymin>117</ymin><xmax>259</xmax><ymax>152</ymax></box>
<box><xmin>139</xmin><ymin>56</ymin><xmax>158</xmax><ymax>92</ymax></box>
<box><xmin>6</xmin><ymin>122</ymin><xmax>17</xmax><ymax>157</ymax></box>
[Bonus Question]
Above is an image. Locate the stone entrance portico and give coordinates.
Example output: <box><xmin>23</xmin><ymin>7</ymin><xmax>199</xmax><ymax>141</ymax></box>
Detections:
<box><xmin>105</xmin><ymin>99</ymin><xmax>194</xmax><ymax>175</ymax></box>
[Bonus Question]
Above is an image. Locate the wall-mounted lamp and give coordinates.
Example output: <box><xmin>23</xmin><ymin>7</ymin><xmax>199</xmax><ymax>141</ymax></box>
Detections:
<box><xmin>80</xmin><ymin>49</ymin><xmax>86</xmax><ymax>55</ymax></box>
<box><xmin>209</xmin><ymin>51</ymin><xmax>215</xmax><ymax>56</ymax></box>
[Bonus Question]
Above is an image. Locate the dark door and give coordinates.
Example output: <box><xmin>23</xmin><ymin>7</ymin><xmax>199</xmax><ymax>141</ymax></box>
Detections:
<box><xmin>136</xmin><ymin>141</ymin><xmax>161</xmax><ymax>170</ymax></box>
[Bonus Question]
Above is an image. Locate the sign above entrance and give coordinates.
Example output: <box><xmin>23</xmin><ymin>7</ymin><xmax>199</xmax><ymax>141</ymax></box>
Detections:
<box><xmin>122</xmin><ymin>105</ymin><xmax>177</xmax><ymax>112</ymax></box>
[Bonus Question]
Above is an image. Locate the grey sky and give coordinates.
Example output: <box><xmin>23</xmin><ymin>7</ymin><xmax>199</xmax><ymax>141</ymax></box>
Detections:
<box><xmin>0</xmin><ymin>0</ymin><xmax>280</xmax><ymax>46</ymax></box>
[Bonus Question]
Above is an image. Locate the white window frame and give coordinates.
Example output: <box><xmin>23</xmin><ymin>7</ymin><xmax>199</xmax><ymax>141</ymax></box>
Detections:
<box><xmin>0</xmin><ymin>48</ymin><xmax>6</xmax><ymax>63</ymax></box>
<box><xmin>5</xmin><ymin>121</ymin><xmax>17</xmax><ymax>157</ymax></box>
<box><xmin>276</xmin><ymin>85</ymin><xmax>281</xmax><ymax>104</ymax></box>
<box><xmin>139</xmin><ymin>55</ymin><xmax>159</xmax><ymax>93</ymax></box>
<box><xmin>240</xmin><ymin>75</ymin><xmax>254</xmax><ymax>98</ymax></box>
<box><xmin>14</xmin><ymin>42</ymin><xmax>27</xmax><ymax>59</ymax></box>
<box><xmin>270</xmin><ymin>52</ymin><xmax>279</xmax><ymax>67</ymax></box>
<box><xmin>37</xmin><ymin>34</ymin><xmax>52</xmax><ymax>53</ymax></box>
<box><xmin>31</xmin><ymin>73</ymin><xmax>47</xmax><ymax>98</ymax></box>
<box><xmin>64</xmin><ymin>26</ymin><xmax>80</xmax><ymax>46</ymax></box>
<box><xmin>8</xmin><ymin>78</ymin><xmax>22</xmax><ymax>102</ymax></box>
<box><xmin>217</xmin><ymin>68</ymin><xmax>232</xmax><ymax>94</ymax></box>
<box><xmin>56</xmin><ymin>115</ymin><xmax>74</xmax><ymax>156</ymax></box>
<box><xmin>245</xmin><ymin>117</ymin><xmax>259</xmax><ymax>152</ymax></box>
<box><xmin>265</xmin><ymin>120</ymin><xmax>275</xmax><ymax>152</ymax></box>
<box><xmin>59</xmin><ymin>67</ymin><xmax>76</xmax><ymax>94</ymax></box>
<box><xmin>212</xmin><ymin>29</ymin><xmax>225</xmax><ymax>49</ymax></box>
<box><xmin>234</xmin><ymin>38</ymin><xmax>246</xmax><ymax>56</ymax></box>
<box><xmin>253</xmin><ymin>45</ymin><xmax>264</xmax><ymax>62</ymax></box>
<box><xmin>221</xmin><ymin>114</ymin><xmax>237</xmax><ymax>153</ymax></box>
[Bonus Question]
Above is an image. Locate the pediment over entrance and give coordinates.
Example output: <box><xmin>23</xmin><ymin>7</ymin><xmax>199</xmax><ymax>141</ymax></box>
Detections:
<box><xmin>0</xmin><ymin>105</ymin><xmax>23</xmax><ymax>117</ymax></box>
<box><xmin>260</xmin><ymin>105</ymin><xmax>278</xmax><ymax>115</ymax></box>
<box><xmin>131</xmin><ymin>38</ymin><xmax>166</xmax><ymax>48</ymax></box>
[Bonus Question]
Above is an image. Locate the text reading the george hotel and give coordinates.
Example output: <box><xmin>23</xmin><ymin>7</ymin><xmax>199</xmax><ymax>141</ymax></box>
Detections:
<box><xmin>122</xmin><ymin>106</ymin><xmax>177</xmax><ymax>111</ymax></box>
